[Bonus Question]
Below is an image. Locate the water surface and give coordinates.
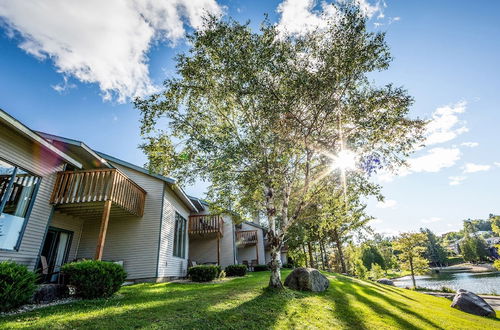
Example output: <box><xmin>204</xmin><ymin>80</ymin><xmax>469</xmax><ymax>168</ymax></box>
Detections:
<box><xmin>392</xmin><ymin>271</ymin><xmax>500</xmax><ymax>294</ymax></box>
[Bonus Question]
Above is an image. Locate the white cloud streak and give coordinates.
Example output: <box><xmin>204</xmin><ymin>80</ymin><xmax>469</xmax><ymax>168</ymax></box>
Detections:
<box><xmin>449</xmin><ymin>176</ymin><xmax>466</xmax><ymax>186</ymax></box>
<box><xmin>425</xmin><ymin>101</ymin><xmax>468</xmax><ymax>146</ymax></box>
<box><xmin>0</xmin><ymin>0</ymin><xmax>222</xmax><ymax>102</ymax></box>
<box><xmin>421</xmin><ymin>217</ymin><xmax>442</xmax><ymax>224</ymax></box>
<box><xmin>276</xmin><ymin>0</ymin><xmax>383</xmax><ymax>37</ymax></box>
<box><xmin>461</xmin><ymin>142</ymin><xmax>479</xmax><ymax>148</ymax></box>
<box><xmin>463</xmin><ymin>163</ymin><xmax>491</xmax><ymax>173</ymax></box>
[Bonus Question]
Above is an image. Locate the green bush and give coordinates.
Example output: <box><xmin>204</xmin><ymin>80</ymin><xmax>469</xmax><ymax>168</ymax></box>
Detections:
<box><xmin>494</xmin><ymin>259</ymin><xmax>500</xmax><ymax>271</ymax></box>
<box><xmin>0</xmin><ymin>261</ymin><xmax>37</xmax><ymax>312</ymax></box>
<box><xmin>253</xmin><ymin>264</ymin><xmax>269</xmax><ymax>272</ymax></box>
<box><xmin>225</xmin><ymin>264</ymin><xmax>247</xmax><ymax>277</ymax></box>
<box><xmin>188</xmin><ymin>265</ymin><xmax>219</xmax><ymax>282</ymax></box>
<box><xmin>282</xmin><ymin>263</ymin><xmax>293</xmax><ymax>269</ymax></box>
<box><xmin>61</xmin><ymin>260</ymin><xmax>126</xmax><ymax>299</ymax></box>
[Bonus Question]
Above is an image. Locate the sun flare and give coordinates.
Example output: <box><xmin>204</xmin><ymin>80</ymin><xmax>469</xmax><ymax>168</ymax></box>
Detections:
<box><xmin>331</xmin><ymin>149</ymin><xmax>357</xmax><ymax>171</ymax></box>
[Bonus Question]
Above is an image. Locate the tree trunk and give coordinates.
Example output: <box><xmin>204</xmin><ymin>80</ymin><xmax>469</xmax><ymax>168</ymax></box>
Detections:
<box><xmin>333</xmin><ymin>228</ymin><xmax>347</xmax><ymax>273</ymax></box>
<box><xmin>409</xmin><ymin>258</ymin><xmax>416</xmax><ymax>288</ymax></box>
<box><xmin>307</xmin><ymin>241</ymin><xmax>315</xmax><ymax>268</ymax></box>
<box><xmin>319</xmin><ymin>241</ymin><xmax>326</xmax><ymax>270</ymax></box>
<box><xmin>265</xmin><ymin>186</ymin><xmax>283</xmax><ymax>289</ymax></box>
<box><xmin>302</xmin><ymin>244</ymin><xmax>308</xmax><ymax>267</ymax></box>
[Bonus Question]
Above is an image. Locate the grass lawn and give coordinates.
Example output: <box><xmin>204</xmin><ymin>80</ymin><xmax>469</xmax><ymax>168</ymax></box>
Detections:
<box><xmin>1</xmin><ymin>270</ymin><xmax>499</xmax><ymax>329</ymax></box>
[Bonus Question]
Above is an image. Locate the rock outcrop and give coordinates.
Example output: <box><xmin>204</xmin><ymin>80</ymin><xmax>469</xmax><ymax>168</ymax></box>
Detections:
<box><xmin>451</xmin><ymin>289</ymin><xmax>496</xmax><ymax>318</ymax></box>
<box><xmin>284</xmin><ymin>267</ymin><xmax>329</xmax><ymax>292</ymax></box>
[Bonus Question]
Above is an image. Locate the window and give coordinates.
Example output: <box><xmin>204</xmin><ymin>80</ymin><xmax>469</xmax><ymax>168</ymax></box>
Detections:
<box><xmin>0</xmin><ymin>159</ymin><xmax>40</xmax><ymax>250</ymax></box>
<box><xmin>173</xmin><ymin>212</ymin><xmax>186</xmax><ymax>258</ymax></box>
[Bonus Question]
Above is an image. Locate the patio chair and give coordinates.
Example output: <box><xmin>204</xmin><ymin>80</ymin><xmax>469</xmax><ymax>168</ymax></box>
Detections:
<box><xmin>242</xmin><ymin>260</ymin><xmax>249</xmax><ymax>270</ymax></box>
<box><xmin>39</xmin><ymin>255</ymin><xmax>63</xmax><ymax>284</ymax></box>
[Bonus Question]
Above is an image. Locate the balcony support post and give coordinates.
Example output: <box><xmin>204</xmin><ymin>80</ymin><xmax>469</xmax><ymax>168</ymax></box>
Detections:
<box><xmin>95</xmin><ymin>199</ymin><xmax>112</xmax><ymax>260</ymax></box>
<box><xmin>217</xmin><ymin>233</ymin><xmax>221</xmax><ymax>265</ymax></box>
<box><xmin>255</xmin><ymin>235</ymin><xmax>259</xmax><ymax>264</ymax></box>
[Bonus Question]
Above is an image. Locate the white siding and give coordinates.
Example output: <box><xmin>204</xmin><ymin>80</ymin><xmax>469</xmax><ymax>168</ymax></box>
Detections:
<box><xmin>236</xmin><ymin>222</ymin><xmax>265</xmax><ymax>264</ymax></box>
<box><xmin>0</xmin><ymin>125</ymin><xmax>65</xmax><ymax>270</ymax></box>
<box><xmin>76</xmin><ymin>162</ymin><xmax>163</xmax><ymax>280</ymax></box>
<box><xmin>50</xmin><ymin>212</ymin><xmax>84</xmax><ymax>261</ymax></box>
<box><xmin>157</xmin><ymin>185</ymin><xmax>191</xmax><ymax>278</ymax></box>
<box><xmin>189</xmin><ymin>214</ymin><xmax>236</xmax><ymax>268</ymax></box>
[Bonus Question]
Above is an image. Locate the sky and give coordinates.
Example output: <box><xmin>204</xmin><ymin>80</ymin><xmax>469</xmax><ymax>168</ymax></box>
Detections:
<box><xmin>0</xmin><ymin>0</ymin><xmax>499</xmax><ymax>236</ymax></box>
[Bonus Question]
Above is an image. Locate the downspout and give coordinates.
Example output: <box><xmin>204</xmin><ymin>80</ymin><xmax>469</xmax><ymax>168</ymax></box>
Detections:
<box><xmin>155</xmin><ymin>182</ymin><xmax>166</xmax><ymax>279</ymax></box>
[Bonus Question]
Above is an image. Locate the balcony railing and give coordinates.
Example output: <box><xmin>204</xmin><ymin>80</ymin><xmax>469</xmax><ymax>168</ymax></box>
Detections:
<box><xmin>50</xmin><ymin>169</ymin><xmax>146</xmax><ymax>216</ymax></box>
<box><xmin>236</xmin><ymin>230</ymin><xmax>258</xmax><ymax>246</ymax></box>
<box><xmin>188</xmin><ymin>215</ymin><xmax>223</xmax><ymax>237</ymax></box>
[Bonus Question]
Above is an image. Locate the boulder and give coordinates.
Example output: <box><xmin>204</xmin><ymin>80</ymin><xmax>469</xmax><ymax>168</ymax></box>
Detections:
<box><xmin>284</xmin><ymin>267</ymin><xmax>329</xmax><ymax>292</ymax></box>
<box><xmin>376</xmin><ymin>278</ymin><xmax>395</xmax><ymax>286</ymax></box>
<box><xmin>451</xmin><ymin>289</ymin><xmax>496</xmax><ymax>318</ymax></box>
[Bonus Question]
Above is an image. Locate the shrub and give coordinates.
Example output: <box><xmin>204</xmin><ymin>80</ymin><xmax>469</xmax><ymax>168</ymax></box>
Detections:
<box><xmin>188</xmin><ymin>265</ymin><xmax>219</xmax><ymax>282</ymax></box>
<box><xmin>253</xmin><ymin>264</ymin><xmax>269</xmax><ymax>272</ymax></box>
<box><xmin>494</xmin><ymin>259</ymin><xmax>500</xmax><ymax>271</ymax></box>
<box><xmin>0</xmin><ymin>261</ymin><xmax>37</xmax><ymax>312</ymax></box>
<box><xmin>61</xmin><ymin>260</ymin><xmax>126</xmax><ymax>299</ymax></box>
<box><xmin>369</xmin><ymin>264</ymin><xmax>385</xmax><ymax>280</ymax></box>
<box><xmin>282</xmin><ymin>263</ymin><xmax>293</xmax><ymax>269</ymax></box>
<box><xmin>225</xmin><ymin>264</ymin><xmax>247</xmax><ymax>277</ymax></box>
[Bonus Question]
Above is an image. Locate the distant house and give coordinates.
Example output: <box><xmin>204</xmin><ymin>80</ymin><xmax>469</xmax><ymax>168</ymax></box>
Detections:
<box><xmin>0</xmin><ymin>109</ymin><xmax>287</xmax><ymax>282</ymax></box>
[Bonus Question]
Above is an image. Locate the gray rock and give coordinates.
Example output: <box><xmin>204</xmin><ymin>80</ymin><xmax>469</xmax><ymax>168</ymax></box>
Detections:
<box><xmin>376</xmin><ymin>278</ymin><xmax>395</xmax><ymax>286</ymax></box>
<box><xmin>32</xmin><ymin>284</ymin><xmax>68</xmax><ymax>304</ymax></box>
<box><xmin>451</xmin><ymin>289</ymin><xmax>496</xmax><ymax>318</ymax></box>
<box><xmin>284</xmin><ymin>267</ymin><xmax>329</xmax><ymax>292</ymax></box>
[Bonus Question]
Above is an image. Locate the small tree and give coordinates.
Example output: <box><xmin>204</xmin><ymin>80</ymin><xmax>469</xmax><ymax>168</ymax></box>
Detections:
<box><xmin>393</xmin><ymin>232</ymin><xmax>429</xmax><ymax>288</ymax></box>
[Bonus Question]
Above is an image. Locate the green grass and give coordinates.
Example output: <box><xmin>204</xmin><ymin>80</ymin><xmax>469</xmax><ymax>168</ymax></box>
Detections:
<box><xmin>1</xmin><ymin>270</ymin><xmax>499</xmax><ymax>329</ymax></box>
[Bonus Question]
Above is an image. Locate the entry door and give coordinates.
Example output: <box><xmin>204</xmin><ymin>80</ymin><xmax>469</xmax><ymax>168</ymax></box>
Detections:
<box><xmin>41</xmin><ymin>227</ymin><xmax>73</xmax><ymax>282</ymax></box>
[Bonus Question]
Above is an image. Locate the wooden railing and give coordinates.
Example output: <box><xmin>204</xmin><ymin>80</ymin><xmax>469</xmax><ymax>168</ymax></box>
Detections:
<box><xmin>236</xmin><ymin>230</ymin><xmax>258</xmax><ymax>245</ymax></box>
<box><xmin>188</xmin><ymin>215</ymin><xmax>223</xmax><ymax>236</ymax></box>
<box><xmin>50</xmin><ymin>169</ymin><xmax>146</xmax><ymax>216</ymax></box>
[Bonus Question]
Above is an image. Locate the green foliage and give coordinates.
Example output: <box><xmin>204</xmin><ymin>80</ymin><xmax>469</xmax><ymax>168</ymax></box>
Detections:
<box><xmin>459</xmin><ymin>234</ymin><xmax>489</xmax><ymax>263</ymax></box>
<box><xmin>188</xmin><ymin>265</ymin><xmax>220</xmax><ymax>282</ymax></box>
<box><xmin>0</xmin><ymin>261</ymin><xmax>37</xmax><ymax>312</ymax></box>
<box><xmin>61</xmin><ymin>260</ymin><xmax>126</xmax><ymax>299</ymax></box>
<box><xmin>490</xmin><ymin>214</ymin><xmax>500</xmax><ymax>236</ymax></box>
<box><xmin>225</xmin><ymin>264</ymin><xmax>247</xmax><ymax>277</ymax></box>
<box><xmin>253</xmin><ymin>264</ymin><xmax>269</xmax><ymax>272</ymax></box>
<box><xmin>281</xmin><ymin>263</ymin><xmax>293</xmax><ymax>269</ymax></box>
<box><xmin>493</xmin><ymin>259</ymin><xmax>500</xmax><ymax>271</ymax></box>
<box><xmin>135</xmin><ymin>6</ymin><xmax>425</xmax><ymax>288</ymax></box>
<box><xmin>354</xmin><ymin>259</ymin><xmax>368</xmax><ymax>279</ymax></box>
<box><xmin>393</xmin><ymin>233</ymin><xmax>429</xmax><ymax>287</ymax></box>
<box><xmin>420</xmin><ymin>228</ymin><xmax>447</xmax><ymax>266</ymax></box>
<box><xmin>360</xmin><ymin>244</ymin><xmax>386</xmax><ymax>270</ymax></box>
<box><xmin>369</xmin><ymin>263</ymin><xmax>385</xmax><ymax>280</ymax></box>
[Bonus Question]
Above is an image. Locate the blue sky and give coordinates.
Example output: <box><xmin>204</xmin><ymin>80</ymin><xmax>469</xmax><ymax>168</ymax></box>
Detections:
<box><xmin>0</xmin><ymin>0</ymin><xmax>499</xmax><ymax>235</ymax></box>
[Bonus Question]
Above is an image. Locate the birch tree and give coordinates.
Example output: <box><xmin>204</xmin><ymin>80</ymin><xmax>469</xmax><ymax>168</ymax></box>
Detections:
<box><xmin>135</xmin><ymin>5</ymin><xmax>424</xmax><ymax>288</ymax></box>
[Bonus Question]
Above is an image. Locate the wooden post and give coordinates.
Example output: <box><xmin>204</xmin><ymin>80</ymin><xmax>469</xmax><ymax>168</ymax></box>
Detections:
<box><xmin>255</xmin><ymin>234</ymin><xmax>259</xmax><ymax>264</ymax></box>
<box><xmin>217</xmin><ymin>233</ymin><xmax>221</xmax><ymax>265</ymax></box>
<box><xmin>95</xmin><ymin>200</ymin><xmax>112</xmax><ymax>260</ymax></box>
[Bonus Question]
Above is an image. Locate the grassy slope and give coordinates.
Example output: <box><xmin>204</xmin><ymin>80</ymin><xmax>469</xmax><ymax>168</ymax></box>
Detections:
<box><xmin>1</xmin><ymin>270</ymin><xmax>499</xmax><ymax>329</ymax></box>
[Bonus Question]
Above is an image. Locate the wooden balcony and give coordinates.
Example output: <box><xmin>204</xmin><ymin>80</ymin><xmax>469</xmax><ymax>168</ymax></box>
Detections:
<box><xmin>236</xmin><ymin>230</ymin><xmax>258</xmax><ymax>246</ymax></box>
<box><xmin>188</xmin><ymin>215</ymin><xmax>223</xmax><ymax>238</ymax></box>
<box><xmin>50</xmin><ymin>169</ymin><xmax>146</xmax><ymax>217</ymax></box>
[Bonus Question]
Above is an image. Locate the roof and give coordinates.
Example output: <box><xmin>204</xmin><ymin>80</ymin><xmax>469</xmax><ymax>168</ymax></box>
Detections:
<box><xmin>0</xmin><ymin>109</ymin><xmax>82</xmax><ymax>168</ymax></box>
<box><xmin>95</xmin><ymin>151</ymin><xmax>197</xmax><ymax>212</ymax></box>
<box><xmin>187</xmin><ymin>195</ymin><xmax>209</xmax><ymax>213</ymax></box>
<box><xmin>37</xmin><ymin>132</ymin><xmax>111</xmax><ymax>169</ymax></box>
<box><xmin>243</xmin><ymin>221</ymin><xmax>267</xmax><ymax>230</ymax></box>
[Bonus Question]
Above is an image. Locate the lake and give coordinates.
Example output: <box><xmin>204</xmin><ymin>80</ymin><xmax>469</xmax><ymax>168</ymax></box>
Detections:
<box><xmin>393</xmin><ymin>271</ymin><xmax>500</xmax><ymax>294</ymax></box>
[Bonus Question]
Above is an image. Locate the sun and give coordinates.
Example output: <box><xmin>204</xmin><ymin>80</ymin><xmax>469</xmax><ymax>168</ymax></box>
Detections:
<box><xmin>331</xmin><ymin>150</ymin><xmax>357</xmax><ymax>171</ymax></box>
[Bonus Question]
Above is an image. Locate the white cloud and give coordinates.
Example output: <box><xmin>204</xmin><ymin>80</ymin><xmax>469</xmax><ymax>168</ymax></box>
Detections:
<box><xmin>276</xmin><ymin>0</ymin><xmax>383</xmax><ymax>36</ymax></box>
<box><xmin>0</xmin><ymin>0</ymin><xmax>222</xmax><ymax>102</ymax></box>
<box><xmin>51</xmin><ymin>76</ymin><xmax>76</xmax><ymax>94</ymax></box>
<box><xmin>376</xmin><ymin>199</ymin><xmax>397</xmax><ymax>209</ymax></box>
<box><xmin>421</xmin><ymin>217</ymin><xmax>442</xmax><ymax>224</ymax></box>
<box><xmin>408</xmin><ymin>147</ymin><xmax>461</xmax><ymax>173</ymax></box>
<box><xmin>425</xmin><ymin>101</ymin><xmax>468</xmax><ymax>146</ymax></box>
<box><xmin>463</xmin><ymin>163</ymin><xmax>491</xmax><ymax>173</ymax></box>
<box><xmin>449</xmin><ymin>176</ymin><xmax>466</xmax><ymax>186</ymax></box>
<box><xmin>461</xmin><ymin>142</ymin><xmax>479</xmax><ymax>148</ymax></box>
<box><xmin>371</xmin><ymin>218</ymin><xmax>383</xmax><ymax>224</ymax></box>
